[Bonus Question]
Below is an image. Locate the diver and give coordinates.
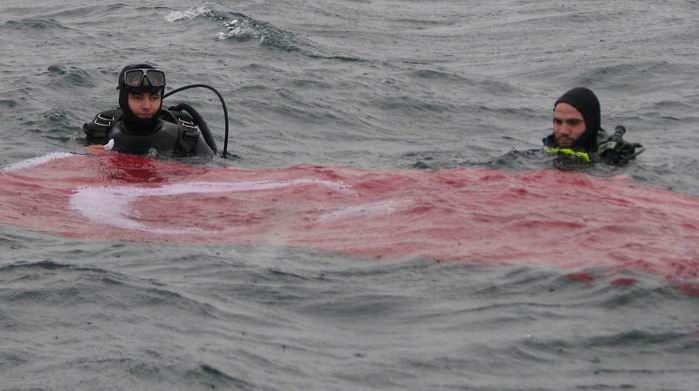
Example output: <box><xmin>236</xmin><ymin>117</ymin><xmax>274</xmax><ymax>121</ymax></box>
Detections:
<box><xmin>543</xmin><ymin>87</ymin><xmax>644</xmax><ymax>167</ymax></box>
<box><xmin>83</xmin><ymin>63</ymin><xmax>218</xmax><ymax>159</ymax></box>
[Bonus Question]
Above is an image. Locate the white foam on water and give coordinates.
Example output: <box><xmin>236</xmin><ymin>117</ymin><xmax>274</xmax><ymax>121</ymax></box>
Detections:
<box><xmin>316</xmin><ymin>199</ymin><xmax>406</xmax><ymax>223</ymax></box>
<box><xmin>2</xmin><ymin>152</ymin><xmax>75</xmax><ymax>172</ymax></box>
<box><xmin>216</xmin><ymin>19</ymin><xmax>257</xmax><ymax>41</ymax></box>
<box><xmin>70</xmin><ymin>179</ymin><xmax>356</xmax><ymax>234</ymax></box>
<box><xmin>164</xmin><ymin>5</ymin><xmax>215</xmax><ymax>23</ymax></box>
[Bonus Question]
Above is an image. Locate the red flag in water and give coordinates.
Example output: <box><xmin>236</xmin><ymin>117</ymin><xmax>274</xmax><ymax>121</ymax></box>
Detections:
<box><xmin>2</xmin><ymin>153</ymin><xmax>698</xmax><ymax>289</ymax></box>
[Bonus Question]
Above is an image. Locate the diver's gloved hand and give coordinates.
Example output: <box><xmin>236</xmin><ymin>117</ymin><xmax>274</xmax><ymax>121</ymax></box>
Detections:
<box><xmin>600</xmin><ymin>126</ymin><xmax>644</xmax><ymax>165</ymax></box>
<box><xmin>85</xmin><ymin>139</ymin><xmax>115</xmax><ymax>155</ymax></box>
<box><xmin>601</xmin><ymin>141</ymin><xmax>644</xmax><ymax>165</ymax></box>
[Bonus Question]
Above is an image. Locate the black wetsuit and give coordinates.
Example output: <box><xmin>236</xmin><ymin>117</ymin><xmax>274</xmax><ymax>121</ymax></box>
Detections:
<box><xmin>83</xmin><ymin>109</ymin><xmax>214</xmax><ymax>158</ymax></box>
<box><xmin>542</xmin><ymin>129</ymin><xmax>612</xmax><ymax>163</ymax></box>
<box><xmin>543</xmin><ymin>128</ymin><xmax>643</xmax><ymax>166</ymax></box>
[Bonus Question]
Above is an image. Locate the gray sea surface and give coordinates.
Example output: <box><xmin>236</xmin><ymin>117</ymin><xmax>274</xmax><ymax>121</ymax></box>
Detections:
<box><xmin>1</xmin><ymin>0</ymin><xmax>699</xmax><ymax>390</ymax></box>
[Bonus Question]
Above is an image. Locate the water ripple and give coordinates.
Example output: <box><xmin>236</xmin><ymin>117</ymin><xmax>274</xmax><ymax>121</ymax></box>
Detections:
<box><xmin>1</xmin><ymin>18</ymin><xmax>70</xmax><ymax>31</ymax></box>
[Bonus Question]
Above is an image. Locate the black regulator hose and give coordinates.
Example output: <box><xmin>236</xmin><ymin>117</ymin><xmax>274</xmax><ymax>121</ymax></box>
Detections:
<box><xmin>163</xmin><ymin>84</ymin><xmax>231</xmax><ymax>158</ymax></box>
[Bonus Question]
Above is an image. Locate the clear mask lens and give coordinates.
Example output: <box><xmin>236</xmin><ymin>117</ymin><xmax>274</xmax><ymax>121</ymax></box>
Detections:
<box><xmin>124</xmin><ymin>69</ymin><xmax>166</xmax><ymax>88</ymax></box>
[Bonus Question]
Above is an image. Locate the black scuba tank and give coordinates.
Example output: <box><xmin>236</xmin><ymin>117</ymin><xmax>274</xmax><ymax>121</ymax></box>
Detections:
<box><xmin>165</xmin><ymin>103</ymin><xmax>218</xmax><ymax>153</ymax></box>
<box><xmin>162</xmin><ymin>84</ymin><xmax>231</xmax><ymax>158</ymax></box>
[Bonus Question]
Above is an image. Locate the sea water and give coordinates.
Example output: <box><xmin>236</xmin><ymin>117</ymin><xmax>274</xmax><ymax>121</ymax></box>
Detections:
<box><xmin>1</xmin><ymin>1</ymin><xmax>698</xmax><ymax>389</ymax></box>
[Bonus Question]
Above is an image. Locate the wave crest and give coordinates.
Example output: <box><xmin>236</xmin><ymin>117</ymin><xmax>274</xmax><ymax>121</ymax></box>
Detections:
<box><xmin>217</xmin><ymin>17</ymin><xmax>299</xmax><ymax>52</ymax></box>
<box><xmin>164</xmin><ymin>5</ymin><xmax>221</xmax><ymax>22</ymax></box>
<box><xmin>166</xmin><ymin>4</ymin><xmax>299</xmax><ymax>51</ymax></box>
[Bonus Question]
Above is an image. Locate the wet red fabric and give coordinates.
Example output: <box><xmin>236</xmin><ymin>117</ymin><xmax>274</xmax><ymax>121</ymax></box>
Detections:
<box><xmin>2</xmin><ymin>153</ymin><xmax>698</xmax><ymax>285</ymax></box>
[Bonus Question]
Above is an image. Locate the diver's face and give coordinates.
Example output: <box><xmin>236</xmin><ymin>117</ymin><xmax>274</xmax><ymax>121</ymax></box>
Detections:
<box><xmin>127</xmin><ymin>91</ymin><xmax>161</xmax><ymax>119</ymax></box>
<box><xmin>553</xmin><ymin>103</ymin><xmax>586</xmax><ymax>148</ymax></box>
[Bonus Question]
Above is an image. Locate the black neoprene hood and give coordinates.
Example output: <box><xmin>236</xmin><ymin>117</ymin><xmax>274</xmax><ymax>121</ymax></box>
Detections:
<box><xmin>554</xmin><ymin>87</ymin><xmax>601</xmax><ymax>152</ymax></box>
<box><xmin>117</xmin><ymin>63</ymin><xmax>164</xmax><ymax>113</ymax></box>
<box><xmin>117</xmin><ymin>63</ymin><xmax>166</xmax><ymax>133</ymax></box>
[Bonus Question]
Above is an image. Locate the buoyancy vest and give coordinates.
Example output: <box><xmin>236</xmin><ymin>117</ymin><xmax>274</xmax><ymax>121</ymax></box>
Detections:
<box><xmin>542</xmin><ymin>128</ymin><xmax>644</xmax><ymax>167</ymax></box>
<box><xmin>83</xmin><ymin>107</ymin><xmax>214</xmax><ymax>158</ymax></box>
<box><xmin>542</xmin><ymin>129</ymin><xmax>611</xmax><ymax>163</ymax></box>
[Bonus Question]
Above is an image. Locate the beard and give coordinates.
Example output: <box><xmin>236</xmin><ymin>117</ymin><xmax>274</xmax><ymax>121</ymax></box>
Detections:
<box><xmin>555</xmin><ymin>135</ymin><xmax>576</xmax><ymax>147</ymax></box>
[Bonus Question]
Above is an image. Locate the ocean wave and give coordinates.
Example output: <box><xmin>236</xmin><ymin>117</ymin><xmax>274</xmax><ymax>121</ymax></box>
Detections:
<box><xmin>46</xmin><ymin>65</ymin><xmax>95</xmax><ymax>88</ymax></box>
<box><xmin>166</xmin><ymin>4</ymin><xmax>365</xmax><ymax>61</ymax></box>
<box><xmin>1</xmin><ymin>18</ymin><xmax>70</xmax><ymax>31</ymax></box>
<box><xmin>217</xmin><ymin>17</ymin><xmax>300</xmax><ymax>52</ymax></box>
<box><xmin>2</xmin><ymin>152</ymin><xmax>74</xmax><ymax>172</ymax></box>
<box><xmin>372</xmin><ymin>95</ymin><xmax>457</xmax><ymax>114</ymax></box>
<box><xmin>164</xmin><ymin>4</ymin><xmax>222</xmax><ymax>23</ymax></box>
<box><xmin>410</xmin><ymin>69</ymin><xmax>527</xmax><ymax>97</ymax></box>
<box><xmin>0</xmin><ymin>99</ymin><xmax>17</xmax><ymax>108</ymax></box>
<box><xmin>575</xmin><ymin>61</ymin><xmax>699</xmax><ymax>94</ymax></box>
<box><xmin>304</xmin><ymin>53</ymin><xmax>367</xmax><ymax>62</ymax></box>
<box><xmin>165</xmin><ymin>4</ymin><xmax>300</xmax><ymax>52</ymax></box>
<box><xmin>0</xmin><ymin>260</ymin><xmax>73</xmax><ymax>272</ymax></box>
<box><xmin>0</xmin><ymin>259</ymin><xmax>221</xmax><ymax>318</ymax></box>
<box><xmin>164</xmin><ymin>4</ymin><xmax>370</xmax><ymax>61</ymax></box>
<box><xmin>190</xmin><ymin>364</ymin><xmax>256</xmax><ymax>390</ymax></box>
<box><xmin>38</xmin><ymin>108</ymin><xmax>80</xmax><ymax>141</ymax></box>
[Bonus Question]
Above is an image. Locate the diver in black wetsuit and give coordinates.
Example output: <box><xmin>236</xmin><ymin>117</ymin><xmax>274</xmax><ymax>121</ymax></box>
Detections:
<box><xmin>83</xmin><ymin>63</ymin><xmax>214</xmax><ymax>158</ymax></box>
<box><xmin>543</xmin><ymin>87</ymin><xmax>644</xmax><ymax>166</ymax></box>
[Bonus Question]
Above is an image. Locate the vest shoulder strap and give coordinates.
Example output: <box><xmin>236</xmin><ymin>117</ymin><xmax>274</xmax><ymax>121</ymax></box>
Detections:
<box><xmin>176</xmin><ymin>119</ymin><xmax>202</xmax><ymax>157</ymax></box>
<box><xmin>164</xmin><ymin>103</ymin><xmax>218</xmax><ymax>153</ymax></box>
<box><xmin>83</xmin><ymin>109</ymin><xmax>122</xmax><ymax>143</ymax></box>
<box><xmin>161</xmin><ymin>109</ymin><xmax>201</xmax><ymax>156</ymax></box>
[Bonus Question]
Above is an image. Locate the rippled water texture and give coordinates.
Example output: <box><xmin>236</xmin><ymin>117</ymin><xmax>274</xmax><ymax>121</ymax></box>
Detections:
<box><xmin>1</xmin><ymin>1</ymin><xmax>699</xmax><ymax>390</ymax></box>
